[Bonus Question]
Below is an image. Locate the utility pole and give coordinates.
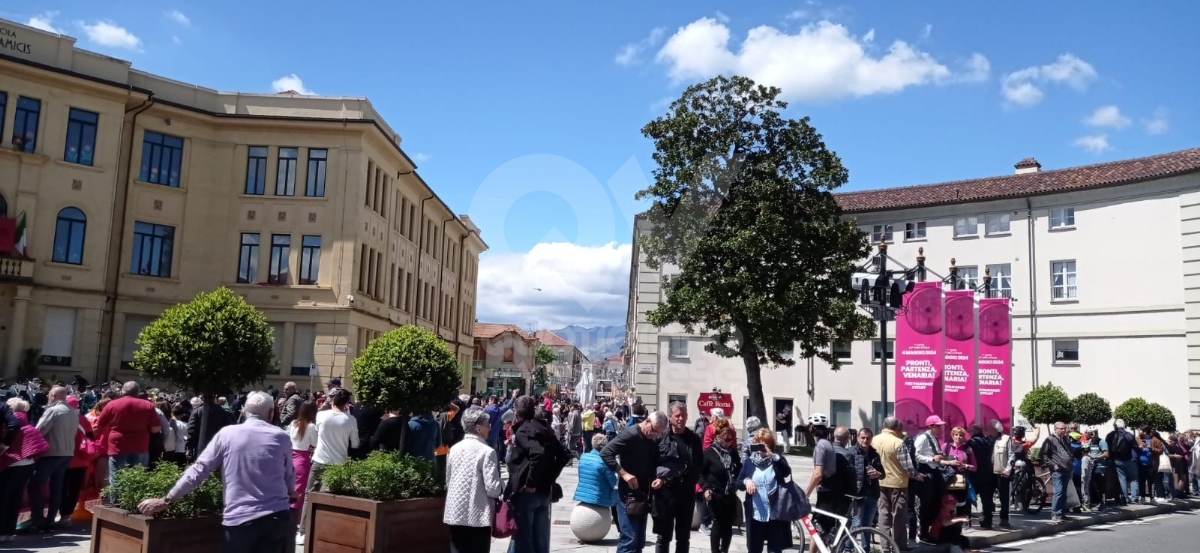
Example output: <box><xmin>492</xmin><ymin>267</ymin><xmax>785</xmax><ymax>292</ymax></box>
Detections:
<box><xmin>877</xmin><ymin>240</ymin><xmax>889</xmax><ymax>431</ymax></box>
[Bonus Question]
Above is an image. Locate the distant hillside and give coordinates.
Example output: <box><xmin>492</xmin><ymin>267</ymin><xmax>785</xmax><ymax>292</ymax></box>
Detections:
<box><xmin>551</xmin><ymin>325</ymin><xmax>625</xmax><ymax>361</ymax></box>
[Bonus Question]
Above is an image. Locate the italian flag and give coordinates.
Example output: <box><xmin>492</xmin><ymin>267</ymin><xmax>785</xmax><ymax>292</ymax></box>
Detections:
<box><xmin>13</xmin><ymin>212</ymin><xmax>26</xmax><ymax>257</ymax></box>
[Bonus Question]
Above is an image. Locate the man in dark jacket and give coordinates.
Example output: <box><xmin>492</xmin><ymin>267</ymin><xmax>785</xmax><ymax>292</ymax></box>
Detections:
<box><xmin>505</xmin><ymin>395</ymin><xmax>571</xmax><ymax>553</ymax></box>
<box><xmin>966</xmin><ymin>423</ymin><xmax>999</xmax><ymax>528</ymax></box>
<box><xmin>601</xmin><ymin>410</ymin><xmax>668</xmax><ymax>553</ymax></box>
<box><xmin>278</xmin><ymin>382</ymin><xmax>304</xmax><ymax>427</ymax></box>
<box><xmin>653</xmin><ymin>402</ymin><xmax>704</xmax><ymax>553</ymax></box>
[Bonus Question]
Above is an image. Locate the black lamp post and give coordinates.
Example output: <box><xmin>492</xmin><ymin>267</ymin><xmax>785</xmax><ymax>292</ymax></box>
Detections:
<box><xmin>855</xmin><ymin>242</ymin><xmax>925</xmax><ymax>429</ymax></box>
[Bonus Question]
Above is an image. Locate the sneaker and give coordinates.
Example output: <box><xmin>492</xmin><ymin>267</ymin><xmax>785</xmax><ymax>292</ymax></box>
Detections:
<box><xmin>296</xmin><ymin>534</ymin><xmax>305</xmax><ymax>546</ymax></box>
<box><xmin>700</xmin><ymin>524</ymin><xmax>711</xmax><ymax>536</ymax></box>
<box><xmin>1050</xmin><ymin>516</ymin><xmax>1064</xmax><ymax>523</ymax></box>
<box><xmin>1080</xmin><ymin>504</ymin><xmax>1090</xmax><ymax>512</ymax></box>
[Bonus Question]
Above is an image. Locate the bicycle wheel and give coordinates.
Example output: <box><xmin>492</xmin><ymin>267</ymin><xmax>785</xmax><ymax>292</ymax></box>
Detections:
<box><xmin>1022</xmin><ymin>478</ymin><xmax>1046</xmax><ymax>515</ymax></box>
<box><xmin>837</xmin><ymin>527</ymin><xmax>902</xmax><ymax>553</ymax></box>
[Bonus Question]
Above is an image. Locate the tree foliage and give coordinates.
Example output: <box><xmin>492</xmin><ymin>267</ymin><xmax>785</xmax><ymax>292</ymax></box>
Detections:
<box><xmin>133</xmin><ymin>287</ymin><xmax>275</xmax><ymax>397</ymax></box>
<box><xmin>636</xmin><ymin>75</ymin><xmax>874</xmax><ymax>421</ymax></box>
<box><xmin>324</xmin><ymin>451</ymin><xmax>443</xmax><ymax>501</ymax></box>
<box><xmin>1069</xmin><ymin>392</ymin><xmax>1112</xmax><ymax>426</ymax></box>
<box><xmin>1018</xmin><ymin>383</ymin><xmax>1072</xmax><ymax>425</ymax></box>
<box><xmin>1145</xmin><ymin>402</ymin><xmax>1177</xmax><ymax>432</ymax></box>
<box><xmin>535</xmin><ymin>345</ymin><xmax>556</xmax><ymax>367</ymax></box>
<box><xmin>350</xmin><ymin>325</ymin><xmax>460</xmax><ymax>414</ymax></box>
<box><xmin>1112</xmin><ymin>397</ymin><xmax>1177</xmax><ymax>431</ymax></box>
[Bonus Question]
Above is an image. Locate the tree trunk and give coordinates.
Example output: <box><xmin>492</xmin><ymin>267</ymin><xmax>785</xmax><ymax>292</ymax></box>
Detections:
<box><xmin>741</xmin><ymin>349</ymin><xmax>768</xmax><ymax>426</ymax></box>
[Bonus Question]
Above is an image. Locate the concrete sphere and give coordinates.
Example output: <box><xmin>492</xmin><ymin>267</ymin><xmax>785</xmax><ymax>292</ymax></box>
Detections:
<box><xmin>570</xmin><ymin>503</ymin><xmax>612</xmax><ymax>543</ymax></box>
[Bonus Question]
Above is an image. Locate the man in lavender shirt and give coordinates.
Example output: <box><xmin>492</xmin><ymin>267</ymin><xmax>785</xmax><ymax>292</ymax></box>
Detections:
<box><xmin>138</xmin><ymin>391</ymin><xmax>295</xmax><ymax>553</ymax></box>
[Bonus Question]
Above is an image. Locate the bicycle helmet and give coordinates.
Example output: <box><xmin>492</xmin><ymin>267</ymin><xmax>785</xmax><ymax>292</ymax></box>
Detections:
<box><xmin>806</xmin><ymin>413</ymin><xmax>830</xmax><ymax>427</ymax></box>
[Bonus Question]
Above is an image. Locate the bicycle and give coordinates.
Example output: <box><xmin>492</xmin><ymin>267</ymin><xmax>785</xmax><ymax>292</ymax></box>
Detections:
<box><xmin>792</xmin><ymin>494</ymin><xmax>901</xmax><ymax>553</ymax></box>
<box><xmin>1005</xmin><ymin>463</ymin><xmax>1047</xmax><ymax>515</ymax></box>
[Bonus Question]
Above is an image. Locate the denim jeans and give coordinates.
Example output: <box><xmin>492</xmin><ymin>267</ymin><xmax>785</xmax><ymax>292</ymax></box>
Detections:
<box><xmin>614</xmin><ymin>497</ymin><xmax>649</xmax><ymax>553</ymax></box>
<box><xmin>852</xmin><ymin>496</ymin><xmax>879</xmax><ymax>550</ymax></box>
<box><xmin>508</xmin><ymin>491</ymin><xmax>551</xmax><ymax>553</ymax></box>
<box><xmin>108</xmin><ymin>452</ymin><xmax>151</xmax><ymax>485</ymax></box>
<box><xmin>28</xmin><ymin>456</ymin><xmax>72</xmax><ymax>527</ymax></box>
<box><xmin>221</xmin><ymin>509</ymin><xmax>292</xmax><ymax>553</ymax></box>
<box><xmin>1115</xmin><ymin>459</ymin><xmax>1139</xmax><ymax>501</ymax></box>
<box><xmin>1050</xmin><ymin>467</ymin><xmax>1072</xmax><ymax>517</ymax></box>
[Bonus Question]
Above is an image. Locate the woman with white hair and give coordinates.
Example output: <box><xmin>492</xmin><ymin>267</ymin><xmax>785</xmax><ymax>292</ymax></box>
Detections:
<box><xmin>444</xmin><ymin>407</ymin><xmax>502</xmax><ymax>553</ymax></box>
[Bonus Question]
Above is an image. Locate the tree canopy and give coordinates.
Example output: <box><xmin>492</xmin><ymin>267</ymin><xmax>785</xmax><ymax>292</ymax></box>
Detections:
<box><xmin>1017</xmin><ymin>382</ymin><xmax>1073</xmax><ymax>425</ymax></box>
<box><xmin>636</xmin><ymin>75</ymin><xmax>874</xmax><ymax>421</ymax></box>
<box><xmin>133</xmin><ymin>287</ymin><xmax>275</xmax><ymax>398</ymax></box>
<box><xmin>1069</xmin><ymin>392</ymin><xmax>1112</xmax><ymax>426</ymax></box>
<box><xmin>350</xmin><ymin>325</ymin><xmax>461</xmax><ymax>414</ymax></box>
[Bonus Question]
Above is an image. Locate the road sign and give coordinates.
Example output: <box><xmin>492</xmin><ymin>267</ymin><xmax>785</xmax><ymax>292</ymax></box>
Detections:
<box><xmin>309</xmin><ymin>363</ymin><xmax>318</xmax><ymax>376</ymax></box>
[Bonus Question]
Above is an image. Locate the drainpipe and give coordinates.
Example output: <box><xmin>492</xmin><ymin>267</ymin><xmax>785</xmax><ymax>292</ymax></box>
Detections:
<box><xmin>97</xmin><ymin>93</ymin><xmax>155</xmax><ymax>383</ymax></box>
<box><xmin>1025</xmin><ymin>198</ymin><xmax>1039</xmax><ymax>387</ymax></box>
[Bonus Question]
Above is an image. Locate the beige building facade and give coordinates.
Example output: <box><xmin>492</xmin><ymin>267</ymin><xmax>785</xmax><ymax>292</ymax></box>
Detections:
<box><xmin>628</xmin><ymin>149</ymin><xmax>1200</xmax><ymax>431</ymax></box>
<box><xmin>0</xmin><ymin>19</ymin><xmax>486</xmax><ymax>391</ymax></box>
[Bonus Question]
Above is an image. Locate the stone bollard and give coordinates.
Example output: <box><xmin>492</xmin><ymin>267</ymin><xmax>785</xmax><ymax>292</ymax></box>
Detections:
<box><xmin>570</xmin><ymin>502</ymin><xmax>612</xmax><ymax>543</ymax></box>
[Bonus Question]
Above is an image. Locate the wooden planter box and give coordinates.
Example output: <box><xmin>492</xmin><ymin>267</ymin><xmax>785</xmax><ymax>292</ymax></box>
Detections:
<box><xmin>90</xmin><ymin>504</ymin><xmax>223</xmax><ymax>553</ymax></box>
<box><xmin>304</xmin><ymin>492</ymin><xmax>449</xmax><ymax>553</ymax></box>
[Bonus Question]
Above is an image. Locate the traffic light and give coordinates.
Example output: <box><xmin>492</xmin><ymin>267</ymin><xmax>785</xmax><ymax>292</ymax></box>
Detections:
<box><xmin>889</xmin><ymin>277</ymin><xmax>914</xmax><ymax>309</ymax></box>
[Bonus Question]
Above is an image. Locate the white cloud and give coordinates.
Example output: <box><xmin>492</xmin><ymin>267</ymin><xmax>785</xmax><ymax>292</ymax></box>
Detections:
<box><xmin>270</xmin><ymin>74</ymin><xmax>314</xmax><ymax>95</ymax></box>
<box><xmin>785</xmin><ymin>10</ymin><xmax>809</xmax><ymax>20</ymax></box>
<box><xmin>412</xmin><ymin>152</ymin><xmax>431</xmax><ymax>163</ymax></box>
<box><xmin>862</xmin><ymin>29</ymin><xmax>875</xmax><ymax>43</ymax></box>
<box><xmin>1073</xmin><ymin>134</ymin><xmax>1110</xmax><ymax>153</ymax></box>
<box><xmin>921</xmin><ymin>24</ymin><xmax>933</xmax><ymax>39</ymax></box>
<box><xmin>654</xmin><ymin>18</ymin><xmax>988</xmax><ymax>102</ymax></box>
<box><xmin>79</xmin><ymin>21</ymin><xmax>142</xmax><ymax>50</ymax></box>
<box><xmin>1000</xmin><ymin>54</ymin><xmax>1097</xmax><ymax>106</ymax></box>
<box><xmin>1083</xmin><ymin>105</ymin><xmax>1130</xmax><ymax>128</ymax></box>
<box><xmin>27</xmin><ymin>12</ymin><xmax>64</xmax><ymax>34</ymax></box>
<box><xmin>615</xmin><ymin>27</ymin><xmax>666</xmax><ymax>66</ymax></box>
<box><xmin>477</xmin><ymin>242</ymin><xmax>632</xmax><ymax>328</ymax></box>
<box><xmin>714</xmin><ymin>11</ymin><xmax>730</xmax><ymax>24</ymax></box>
<box><xmin>1143</xmin><ymin>107</ymin><xmax>1169</xmax><ymax>135</ymax></box>
<box><xmin>166</xmin><ymin>10</ymin><xmax>190</xmax><ymax>27</ymax></box>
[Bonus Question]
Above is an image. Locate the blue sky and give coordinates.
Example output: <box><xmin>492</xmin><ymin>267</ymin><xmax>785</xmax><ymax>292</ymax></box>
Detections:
<box><xmin>11</xmin><ymin>1</ymin><xmax>1199</xmax><ymax>329</ymax></box>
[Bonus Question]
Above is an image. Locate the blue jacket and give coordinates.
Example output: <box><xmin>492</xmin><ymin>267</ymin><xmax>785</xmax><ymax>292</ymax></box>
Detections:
<box><xmin>573</xmin><ymin>450</ymin><xmax>619</xmax><ymax>507</ymax></box>
<box><xmin>484</xmin><ymin>398</ymin><xmax>514</xmax><ymax>442</ymax></box>
<box><xmin>407</xmin><ymin>414</ymin><xmax>442</xmax><ymax>461</ymax></box>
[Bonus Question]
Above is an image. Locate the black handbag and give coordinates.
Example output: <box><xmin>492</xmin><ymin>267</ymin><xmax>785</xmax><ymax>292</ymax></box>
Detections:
<box><xmin>624</xmin><ymin>490</ymin><xmax>650</xmax><ymax>518</ymax></box>
<box><xmin>771</xmin><ymin>480</ymin><xmax>811</xmax><ymax>521</ymax></box>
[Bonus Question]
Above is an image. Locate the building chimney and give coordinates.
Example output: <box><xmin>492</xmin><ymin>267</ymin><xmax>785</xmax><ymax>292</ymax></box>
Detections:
<box><xmin>1014</xmin><ymin>157</ymin><xmax>1042</xmax><ymax>175</ymax></box>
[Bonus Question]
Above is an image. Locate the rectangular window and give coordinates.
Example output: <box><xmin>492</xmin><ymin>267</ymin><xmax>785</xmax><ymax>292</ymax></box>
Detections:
<box><xmin>1053</xmin><ymin>340</ymin><xmax>1079</xmax><ymax>364</ymax></box>
<box><xmin>503</xmin><ymin>347</ymin><xmax>515</xmax><ymax>363</ymax></box>
<box><xmin>365</xmin><ymin>160</ymin><xmax>374</xmax><ymax>208</ymax></box>
<box><xmin>306</xmin><ymin>149</ymin><xmax>327</xmax><ymax>197</ymax></box>
<box><xmin>139</xmin><ymin>131</ymin><xmax>184</xmax><ymax>187</ymax></box>
<box><xmin>953</xmin><ymin>216</ymin><xmax>978</xmax><ymax>238</ymax></box>
<box><xmin>830</xmin><ymin>400</ymin><xmax>852</xmax><ymax>429</ymax></box>
<box><xmin>831</xmin><ymin>340</ymin><xmax>852</xmax><ymax>360</ymax></box>
<box><xmin>668</xmin><ymin>337</ymin><xmax>688</xmax><ymax>358</ymax></box>
<box><xmin>299</xmin><ymin>235</ymin><xmax>321</xmax><ymax>285</ymax></box>
<box><xmin>375</xmin><ymin>251</ymin><xmax>384</xmax><ymax>298</ymax></box>
<box><xmin>408</xmin><ymin>205</ymin><xmax>416</xmax><ymax>240</ymax></box>
<box><xmin>955</xmin><ymin>266</ymin><xmax>979</xmax><ymax>291</ymax></box>
<box><xmin>276</xmin><ymin>147</ymin><xmax>298</xmax><ymax>196</ymax></box>
<box><xmin>404</xmin><ymin>272</ymin><xmax>412</xmax><ymax>312</ymax></box>
<box><xmin>870</xmin><ymin>401</ymin><xmax>895</xmax><ymax>432</ymax></box>
<box><xmin>986</xmin><ymin>263</ymin><xmax>1012</xmax><ymax>298</ymax></box>
<box><xmin>400</xmin><ymin>198</ymin><xmax>408</xmax><ymax>237</ymax></box>
<box><xmin>904</xmin><ymin>222</ymin><xmax>926</xmax><ymax>241</ymax></box>
<box><xmin>131</xmin><ymin>221</ymin><xmax>175</xmax><ymax>277</ymax></box>
<box><xmin>358</xmin><ymin>244</ymin><xmax>368</xmax><ymax>293</ymax></box>
<box><xmin>270</xmin><ymin>323</ymin><xmax>285</xmax><ymax>371</ymax></box>
<box><xmin>872</xmin><ymin>339</ymin><xmax>894</xmax><ymax>362</ymax></box>
<box><xmin>668</xmin><ymin>394</ymin><xmax>687</xmax><ymax>405</ymax></box>
<box><xmin>121</xmin><ymin>316</ymin><xmax>154</xmax><ymax>370</ymax></box>
<box><xmin>269</xmin><ymin>234</ymin><xmax>291</xmax><ymax>284</ymax></box>
<box><xmin>985</xmin><ymin>213</ymin><xmax>1011</xmax><ymax>235</ymax></box>
<box><xmin>13</xmin><ymin>96</ymin><xmax>41</xmax><ymax>153</ymax></box>
<box><xmin>1050</xmin><ymin>207</ymin><xmax>1075</xmax><ymax>229</ymax></box>
<box><xmin>40</xmin><ymin>307</ymin><xmax>76</xmax><ymax>366</ymax></box>
<box><xmin>1051</xmin><ymin>260</ymin><xmax>1077</xmax><ymax>301</ymax></box>
<box><xmin>237</xmin><ymin>233</ymin><xmax>260</xmax><ymax>284</ymax></box>
<box><xmin>244</xmin><ymin>146</ymin><xmax>268</xmax><ymax>195</ymax></box>
<box><xmin>64</xmin><ymin>108</ymin><xmax>99</xmax><ymax>165</ymax></box>
<box><xmin>292</xmin><ymin>324</ymin><xmax>316</xmax><ymax>376</ymax></box>
<box><xmin>416</xmin><ymin>278</ymin><xmax>424</xmax><ymax>317</ymax></box>
<box><xmin>870</xmin><ymin>224</ymin><xmax>893</xmax><ymax>244</ymax></box>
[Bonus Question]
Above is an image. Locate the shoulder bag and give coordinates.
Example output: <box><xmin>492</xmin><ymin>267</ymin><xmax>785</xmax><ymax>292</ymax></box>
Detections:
<box><xmin>492</xmin><ymin>498</ymin><xmax>518</xmax><ymax>538</ymax></box>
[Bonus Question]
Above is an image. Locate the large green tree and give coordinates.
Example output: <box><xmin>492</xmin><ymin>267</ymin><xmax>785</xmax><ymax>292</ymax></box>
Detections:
<box><xmin>532</xmin><ymin>345</ymin><xmax>555</xmax><ymax>390</ymax></box>
<box><xmin>636</xmin><ymin>75</ymin><xmax>874</xmax><ymax>422</ymax></box>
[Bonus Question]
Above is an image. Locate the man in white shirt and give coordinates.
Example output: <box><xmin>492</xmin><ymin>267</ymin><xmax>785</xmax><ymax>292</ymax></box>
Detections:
<box><xmin>297</xmin><ymin>388</ymin><xmax>358</xmax><ymax>544</ymax></box>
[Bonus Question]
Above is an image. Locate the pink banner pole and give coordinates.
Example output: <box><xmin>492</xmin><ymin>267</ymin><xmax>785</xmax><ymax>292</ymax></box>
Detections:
<box><xmin>942</xmin><ymin>290</ymin><xmax>976</xmax><ymax>430</ymax></box>
<box><xmin>895</xmin><ymin>281</ymin><xmax>945</xmax><ymax>437</ymax></box>
<box><xmin>977</xmin><ymin>298</ymin><xmax>1013</xmax><ymax>432</ymax></box>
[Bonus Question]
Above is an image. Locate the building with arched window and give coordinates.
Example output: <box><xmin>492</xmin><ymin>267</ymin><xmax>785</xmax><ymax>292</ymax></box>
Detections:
<box><xmin>0</xmin><ymin>18</ymin><xmax>486</xmax><ymax>390</ymax></box>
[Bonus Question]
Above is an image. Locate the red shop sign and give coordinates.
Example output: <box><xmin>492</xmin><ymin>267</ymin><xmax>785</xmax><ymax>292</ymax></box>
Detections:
<box><xmin>696</xmin><ymin>392</ymin><xmax>734</xmax><ymax>416</ymax></box>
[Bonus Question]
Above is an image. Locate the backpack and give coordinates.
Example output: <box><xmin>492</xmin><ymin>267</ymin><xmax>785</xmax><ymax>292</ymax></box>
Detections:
<box><xmin>823</xmin><ymin>445</ymin><xmax>858</xmax><ymax>496</ymax></box>
<box><xmin>1109</xmin><ymin>431</ymin><xmax>1133</xmax><ymax>459</ymax></box>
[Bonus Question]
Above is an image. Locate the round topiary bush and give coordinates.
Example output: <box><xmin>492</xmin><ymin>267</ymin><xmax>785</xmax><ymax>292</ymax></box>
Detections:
<box><xmin>1069</xmin><ymin>392</ymin><xmax>1112</xmax><ymax>426</ymax></box>
<box><xmin>1018</xmin><ymin>382</ymin><xmax>1072</xmax><ymax>425</ymax></box>
<box><xmin>350</xmin><ymin>325</ymin><xmax>461</xmax><ymax>414</ymax></box>
<box><xmin>1145</xmin><ymin>402</ymin><xmax>1177</xmax><ymax>432</ymax></box>
<box><xmin>1114</xmin><ymin>397</ymin><xmax>1153</xmax><ymax>429</ymax></box>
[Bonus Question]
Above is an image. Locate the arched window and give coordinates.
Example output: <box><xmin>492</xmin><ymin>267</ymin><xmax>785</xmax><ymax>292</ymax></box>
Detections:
<box><xmin>52</xmin><ymin>207</ymin><xmax>87</xmax><ymax>265</ymax></box>
<box><xmin>0</xmin><ymin>193</ymin><xmax>7</xmax><ymax>218</ymax></box>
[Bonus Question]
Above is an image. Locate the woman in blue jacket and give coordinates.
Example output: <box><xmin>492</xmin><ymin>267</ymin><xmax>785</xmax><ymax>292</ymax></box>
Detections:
<box><xmin>575</xmin><ymin>433</ymin><xmax>620</xmax><ymax>534</ymax></box>
<box><xmin>737</xmin><ymin>429</ymin><xmax>794</xmax><ymax>553</ymax></box>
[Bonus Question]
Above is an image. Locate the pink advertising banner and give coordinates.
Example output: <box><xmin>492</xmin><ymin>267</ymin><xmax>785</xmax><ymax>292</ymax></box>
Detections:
<box><xmin>976</xmin><ymin>297</ymin><xmax>1013</xmax><ymax>432</ymax></box>
<box><xmin>895</xmin><ymin>281</ymin><xmax>944</xmax><ymax>437</ymax></box>
<box><xmin>941</xmin><ymin>290</ymin><xmax>976</xmax><ymax>430</ymax></box>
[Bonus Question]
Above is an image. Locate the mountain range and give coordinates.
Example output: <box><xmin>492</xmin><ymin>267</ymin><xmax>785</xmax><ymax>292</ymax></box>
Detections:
<box><xmin>551</xmin><ymin>325</ymin><xmax>625</xmax><ymax>361</ymax></box>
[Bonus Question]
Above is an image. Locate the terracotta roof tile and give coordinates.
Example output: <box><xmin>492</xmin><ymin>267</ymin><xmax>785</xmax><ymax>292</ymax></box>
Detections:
<box><xmin>473</xmin><ymin>322</ymin><xmax>534</xmax><ymax>341</ymax></box>
<box><xmin>535</xmin><ymin>330</ymin><xmax>573</xmax><ymax>347</ymax></box>
<box><xmin>835</xmin><ymin>148</ymin><xmax>1200</xmax><ymax>214</ymax></box>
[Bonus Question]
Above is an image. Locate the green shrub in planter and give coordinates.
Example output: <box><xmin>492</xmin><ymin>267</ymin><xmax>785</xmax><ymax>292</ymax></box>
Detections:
<box><xmin>350</xmin><ymin>325</ymin><xmax>461</xmax><ymax>414</ymax></box>
<box><xmin>104</xmin><ymin>463</ymin><xmax>223</xmax><ymax>518</ymax></box>
<box><xmin>323</xmin><ymin>451</ymin><xmax>444</xmax><ymax>502</ymax></box>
